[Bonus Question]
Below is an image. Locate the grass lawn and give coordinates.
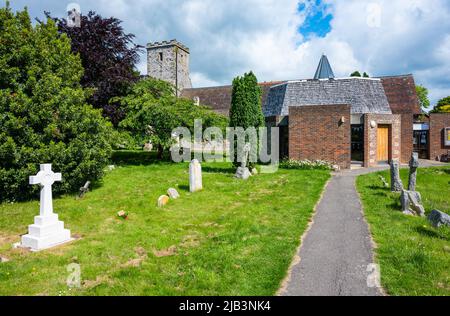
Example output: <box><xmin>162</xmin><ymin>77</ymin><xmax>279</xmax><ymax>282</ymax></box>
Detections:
<box><xmin>0</xmin><ymin>161</ymin><xmax>329</xmax><ymax>296</ymax></box>
<box><xmin>357</xmin><ymin>167</ymin><xmax>450</xmax><ymax>296</ymax></box>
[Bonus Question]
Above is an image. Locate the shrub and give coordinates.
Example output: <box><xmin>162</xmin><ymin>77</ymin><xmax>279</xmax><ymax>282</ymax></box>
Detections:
<box><xmin>0</xmin><ymin>6</ymin><xmax>113</xmax><ymax>202</ymax></box>
<box><xmin>117</xmin><ymin>78</ymin><xmax>228</xmax><ymax>158</ymax></box>
<box><xmin>280</xmin><ymin>159</ymin><xmax>333</xmax><ymax>170</ymax></box>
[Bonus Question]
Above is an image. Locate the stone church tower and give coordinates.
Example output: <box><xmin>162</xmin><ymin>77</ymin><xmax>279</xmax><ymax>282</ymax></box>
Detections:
<box><xmin>146</xmin><ymin>40</ymin><xmax>192</xmax><ymax>96</ymax></box>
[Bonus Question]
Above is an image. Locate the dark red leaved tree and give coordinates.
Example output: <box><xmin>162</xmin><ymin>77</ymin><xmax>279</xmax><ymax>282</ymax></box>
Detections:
<box><xmin>48</xmin><ymin>11</ymin><xmax>143</xmax><ymax>125</ymax></box>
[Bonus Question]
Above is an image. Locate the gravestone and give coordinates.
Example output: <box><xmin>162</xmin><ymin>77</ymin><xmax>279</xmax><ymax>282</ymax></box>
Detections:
<box><xmin>427</xmin><ymin>210</ymin><xmax>450</xmax><ymax>228</ymax></box>
<box><xmin>21</xmin><ymin>164</ymin><xmax>72</xmax><ymax>251</ymax></box>
<box><xmin>400</xmin><ymin>190</ymin><xmax>425</xmax><ymax>217</ymax></box>
<box><xmin>158</xmin><ymin>195</ymin><xmax>170</xmax><ymax>207</ymax></box>
<box><xmin>408</xmin><ymin>153</ymin><xmax>419</xmax><ymax>191</ymax></box>
<box><xmin>167</xmin><ymin>188</ymin><xmax>180</xmax><ymax>199</ymax></box>
<box><xmin>235</xmin><ymin>143</ymin><xmax>252</xmax><ymax>180</ymax></box>
<box><xmin>189</xmin><ymin>159</ymin><xmax>202</xmax><ymax>193</ymax></box>
<box><xmin>78</xmin><ymin>181</ymin><xmax>91</xmax><ymax>198</ymax></box>
<box><xmin>390</xmin><ymin>161</ymin><xmax>403</xmax><ymax>192</ymax></box>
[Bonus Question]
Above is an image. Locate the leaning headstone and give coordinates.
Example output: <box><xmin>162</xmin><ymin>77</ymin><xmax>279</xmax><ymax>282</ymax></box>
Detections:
<box><xmin>158</xmin><ymin>195</ymin><xmax>170</xmax><ymax>207</ymax></box>
<box><xmin>427</xmin><ymin>210</ymin><xmax>450</xmax><ymax>228</ymax></box>
<box><xmin>400</xmin><ymin>190</ymin><xmax>425</xmax><ymax>217</ymax></box>
<box><xmin>390</xmin><ymin>161</ymin><xmax>404</xmax><ymax>192</ymax></box>
<box><xmin>408</xmin><ymin>153</ymin><xmax>419</xmax><ymax>191</ymax></box>
<box><xmin>78</xmin><ymin>181</ymin><xmax>91</xmax><ymax>198</ymax></box>
<box><xmin>167</xmin><ymin>188</ymin><xmax>180</xmax><ymax>199</ymax></box>
<box><xmin>189</xmin><ymin>159</ymin><xmax>203</xmax><ymax>193</ymax></box>
<box><xmin>21</xmin><ymin>164</ymin><xmax>72</xmax><ymax>251</ymax></box>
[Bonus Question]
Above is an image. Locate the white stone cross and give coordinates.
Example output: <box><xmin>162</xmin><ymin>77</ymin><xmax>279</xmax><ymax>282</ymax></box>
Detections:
<box><xmin>30</xmin><ymin>164</ymin><xmax>62</xmax><ymax>217</ymax></box>
<box><xmin>21</xmin><ymin>163</ymin><xmax>71</xmax><ymax>251</ymax></box>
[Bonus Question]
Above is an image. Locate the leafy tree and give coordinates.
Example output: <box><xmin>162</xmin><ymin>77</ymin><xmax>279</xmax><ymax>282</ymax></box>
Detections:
<box><xmin>415</xmin><ymin>85</ymin><xmax>430</xmax><ymax>109</ymax></box>
<box><xmin>0</xmin><ymin>5</ymin><xmax>113</xmax><ymax>202</ymax></box>
<box><xmin>229</xmin><ymin>72</ymin><xmax>265</xmax><ymax>167</ymax></box>
<box><xmin>350</xmin><ymin>71</ymin><xmax>362</xmax><ymax>77</ymax></box>
<box><xmin>48</xmin><ymin>11</ymin><xmax>142</xmax><ymax>126</ymax></box>
<box><xmin>363</xmin><ymin>72</ymin><xmax>370</xmax><ymax>78</ymax></box>
<box><xmin>117</xmin><ymin>78</ymin><xmax>228</xmax><ymax>159</ymax></box>
<box><xmin>431</xmin><ymin>96</ymin><xmax>450</xmax><ymax>113</ymax></box>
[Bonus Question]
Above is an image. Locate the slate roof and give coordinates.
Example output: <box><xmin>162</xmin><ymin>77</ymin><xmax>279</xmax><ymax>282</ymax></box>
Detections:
<box><xmin>263</xmin><ymin>78</ymin><xmax>393</xmax><ymax>117</ymax></box>
<box><xmin>314</xmin><ymin>55</ymin><xmax>335</xmax><ymax>80</ymax></box>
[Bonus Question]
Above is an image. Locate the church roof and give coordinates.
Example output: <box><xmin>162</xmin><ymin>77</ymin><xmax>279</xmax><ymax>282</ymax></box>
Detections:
<box><xmin>264</xmin><ymin>78</ymin><xmax>392</xmax><ymax>116</ymax></box>
<box><xmin>180</xmin><ymin>81</ymin><xmax>285</xmax><ymax>116</ymax></box>
<box><xmin>378</xmin><ymin>74</ymin><xmax>421</xmax><ymax>114</ymax></box>
<box><xmin>314</xmin><ymin>55</ymin><xmax>335</xmax><ymax>80</ymax></box>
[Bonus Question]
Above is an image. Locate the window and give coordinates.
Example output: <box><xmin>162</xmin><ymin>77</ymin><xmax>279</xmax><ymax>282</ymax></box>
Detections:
<box><xmin>159</xmin><ymin>52</ymin><xmax>163</xmax><ymax>61</ymax></box>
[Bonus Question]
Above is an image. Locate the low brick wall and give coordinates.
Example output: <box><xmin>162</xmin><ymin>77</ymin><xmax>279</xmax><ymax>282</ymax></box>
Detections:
<box><xmin>289</xmin><ymin>105</ymin><xmax>351</xmax><ymax>169</ymax></box>
<box><xmin>429</xmin><ymin>113</ymin><xmax>450</xmax><ymax>161</ymax></box>
<box><xmin>364</xmin><ymin>114</ymin><xmax>402</xmax><ymax>167</ymax></box>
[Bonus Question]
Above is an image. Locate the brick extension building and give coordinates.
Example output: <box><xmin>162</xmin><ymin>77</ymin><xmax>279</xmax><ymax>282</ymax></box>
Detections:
<box><xmin>147</xmin><ymin>40</ymin><xmax>450</xmax><ymax>169</ymax></box>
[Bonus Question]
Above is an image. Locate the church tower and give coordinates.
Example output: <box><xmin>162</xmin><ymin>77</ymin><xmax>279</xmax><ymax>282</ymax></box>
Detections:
<box><xmin>146</xmin><ymin>39</ymin><xmax>192</xmax><ymax>96</ymax></box>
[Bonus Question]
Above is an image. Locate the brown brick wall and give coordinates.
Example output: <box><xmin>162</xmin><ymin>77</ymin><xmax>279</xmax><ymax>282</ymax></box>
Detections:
<box><xmin>289</xmin><ymin>105</ymin><xmax>351</xmax><ymax>169</ymax></box>
<box><xmin>364</xmin><ymin>114</ymin><xmax>402</xmax><ymax>167</ymax></box>
<box><xmin>400</xmin><ymin>113</ymin><xmax>414</xmax><ymax>164</ymax></box>
<box><xmin>429</xmin><ymin>113</ymin><xmax>450</xmax><ymax>161</ymax></box>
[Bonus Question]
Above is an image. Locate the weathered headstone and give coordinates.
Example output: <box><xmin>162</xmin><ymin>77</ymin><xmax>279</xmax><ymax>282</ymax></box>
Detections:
<box><xmin>78</xmin><ymin>181</ymin><xmax>91</xmax><ymax>198</ymax></box>
<box><xmin>21</xmin><ymin>164</ymin><xmax>72</xmax><ymax>251</ymax></box>
<box><xmin>408</xmin><ymin>152</ymin><xmax>419</xmax><ymax>191</ymax></box>
<box><xmin>235</xmin><ymin>143</ymin><xmax>252</xmax><ymax>180</ymax></box>
<box><xmin>167</xmin><ymin>188</ymin><xmax>180</xmax><ymax>199</ymax></box>
<box><xmin>390</xmin><ymin>160</ymin><xmax>403</xmax><ymax>192</ymax></box>
<box><xmin>400</xmin><ymin>190</ymin><xmax>425</xmax><ymax>217</ymax></box>
<box><xmin>158</xmin><ymin>195</ymin><xmax>170</xmax><ymax>207</ymax></box>
<box><xmin>143</xmin><ymin>142</ymin><xmax>153</xmax><ymax>152</ymax></box>
<box><xmin>427</xmin><ymin>210</ymin><xmax>450</xmax><ymax>228</ymax></box>
<box><xmin>189</xmin><ymin>159</ymin><xmax>203</xmax><ymax>193</ymax></box>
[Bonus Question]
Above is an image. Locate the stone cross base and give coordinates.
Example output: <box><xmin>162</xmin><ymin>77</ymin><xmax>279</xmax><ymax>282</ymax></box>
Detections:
<box><xmin>21</xmin><ymin>214</ymin><xmax>72</xmax><ymax>251</ymax></box>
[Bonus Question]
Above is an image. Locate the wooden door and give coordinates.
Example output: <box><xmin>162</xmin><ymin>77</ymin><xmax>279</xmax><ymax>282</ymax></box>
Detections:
<box><xmin>377</xmin><ymin>125</ymin><xmax>389</xmax><ymax>162</ymax></box>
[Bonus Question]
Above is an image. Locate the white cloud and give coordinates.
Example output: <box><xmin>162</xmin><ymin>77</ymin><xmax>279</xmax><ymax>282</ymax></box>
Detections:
<box><xmin>9</xmin><ymin>0</ymin><xmax>450</xmax><ymax>104</ymax></box>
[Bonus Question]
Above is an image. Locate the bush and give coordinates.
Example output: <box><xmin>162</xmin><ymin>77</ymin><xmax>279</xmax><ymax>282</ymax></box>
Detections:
<box><xmin>0</xmin><ymin>6</ymin><xmax>113</xmax><ymax>202</ymax></box>
<box><xmin>280</xmin><ymin>159</ymin><xmax>333</xmax><ymax>170</ymax></box>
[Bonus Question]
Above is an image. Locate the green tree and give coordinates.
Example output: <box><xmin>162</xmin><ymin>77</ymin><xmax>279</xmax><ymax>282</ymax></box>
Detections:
<box><xmin>0</xmin><ymin>5</ymin><xmax>113</xmax><ymax>201</ymax></box>
<box><xmin>117</xmin><ymin>78</ymin><xmax>228</xmax><ymax>159</ymax></box>
<box><xmin>363</xmin><ymin>72</ymin><xmax>370</xmax><ymax>78</ymax></box>
<box><xmin>431</xmin><ymin>96</ymin><xmax>450</xmax><ymax>113</ymax></box>
<box><xmin>416</xmin><ymin>85</ymin><xmax>430</xmax><ymax>109</ymax></box>
<box><xmin>229</xmin><ymin>72</ymin><xmax>265</xmax><ymax>167</ymax></box>
<box><xmin>350</xmin><ymin>71</ymin><xmax>362</xmax><ymax>77</ymax></box>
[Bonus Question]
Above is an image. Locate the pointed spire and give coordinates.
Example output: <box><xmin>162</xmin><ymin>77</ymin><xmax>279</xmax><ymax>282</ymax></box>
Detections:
<box><xmin>314</xmin><ymin>54</ymin><xmax>335</xmax><ymax>80</ymax></box>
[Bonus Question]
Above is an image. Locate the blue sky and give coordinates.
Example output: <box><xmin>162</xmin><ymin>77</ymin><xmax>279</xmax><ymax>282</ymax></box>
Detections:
<box><xmin>6</xmin><ymin>0</ymin><xmax>450</xmax><ymax>105</ymax></box>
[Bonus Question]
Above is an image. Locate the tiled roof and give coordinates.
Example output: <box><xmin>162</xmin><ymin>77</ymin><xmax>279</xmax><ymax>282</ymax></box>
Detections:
<box><xmin>180</xmin><ymin>81</ymin><xmax>285</xmax><ymax>117</ymax></box>
<box><xmin>180</xmin><ymin>75</ymin><xmax>421</xmax><ymax>117</ymax></box>
<box><xmin>264</xmin><ymin>78</ymin><xmax>392</xmax><ymax>117</ymax></box>
<box><xmin>378</xmin><ymin>74</ymin><xmax>421</xmax><ymax>114</ymax></box>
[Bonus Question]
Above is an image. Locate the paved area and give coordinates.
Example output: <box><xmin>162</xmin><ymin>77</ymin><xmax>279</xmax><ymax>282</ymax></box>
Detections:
<box><xmin>280</xmin><ymin>159</ymin><xmax>448</xmax><ymax>296</ymax></box>
<box><xmin>280</xmin><ymin>167</ymin><xmax>387</xmax><ymax>296</ymax></box>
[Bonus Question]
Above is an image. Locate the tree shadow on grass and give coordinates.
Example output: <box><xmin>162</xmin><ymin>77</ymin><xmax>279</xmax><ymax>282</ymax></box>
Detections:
<box><xmin>178</xmin><ymin>184</ymin><xmax>190</xmax><ymax>192</ymax></box>
<box><xmin>111</xmin><ymin>150</ymin><xmax>173</xmax><ymax>166</ymax></box>
<box><xmin>202</xmin><ymin>166</ymin><xmax>236</xmax><ymax>174</ymax></box>
<box><xmin>415</xmin><ymin>226</ymin><xmax>449</xmax><ymax>241</ymax></box>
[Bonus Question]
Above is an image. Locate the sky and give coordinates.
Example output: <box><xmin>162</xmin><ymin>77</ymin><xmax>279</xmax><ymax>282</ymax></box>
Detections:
<box><xmin>7</xmin><ymin>0</ymin><xmax>450</xmax><ymax>105</ymax></box>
